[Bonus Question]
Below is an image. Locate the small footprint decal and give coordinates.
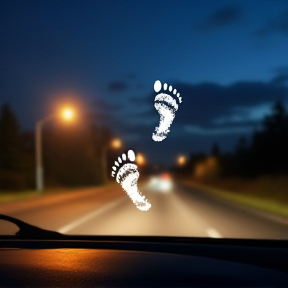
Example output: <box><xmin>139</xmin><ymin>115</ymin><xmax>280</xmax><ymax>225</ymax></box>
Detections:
<box><xmin>152</xmin><ymin>80</ymin><xmax>182</xmax><ymax>142</ymax></box>
<box><xmin>111</xmin><ymin>150</ymin><xmax>151</xmax><ymax>211</ymax></box>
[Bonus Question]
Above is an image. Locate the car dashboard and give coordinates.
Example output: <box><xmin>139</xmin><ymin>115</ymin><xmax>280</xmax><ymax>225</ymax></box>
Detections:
<box><xmin>1</xmin><ymin>235</ymin><xmax>288</xmax><ymax>287</ymax></box>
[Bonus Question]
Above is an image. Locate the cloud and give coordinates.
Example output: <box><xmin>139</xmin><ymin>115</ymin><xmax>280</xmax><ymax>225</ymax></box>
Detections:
<box><xmin>120</xmin><ymin>78</ymin><xmax>288</xmax><ymax>132</ymax></box>
<box><xmin>256</xmin><ymin>11</ymin><xmax>288</xmax><ymax>36</ymax></box>
<box><xmin>196</xmin><ymin>6</ymin><xmax>243</xmax><ymax>30</ymax></box>
<box><xmin>172</xmin><ymin>80</ymin><xmax>288</xmax><ymax>127</ymax></box>
<box><xmin>184</xmin><ymin>125</ymin><xmax>250</xmax><ymax>135</ymax></box>
<box><xmin>93</xmin><ymin>99</ymin><xmax>124</xmax><ymax>114</ymax></box>
<box><xmin>107</xmin><ymin>81</ymin><xmax>128</xmax><ymax>92</ymax></box>
<box><xmin>270</xmin><ymin>67</ymin><xmax>288</xmax><ymax>85</ymax></box>
<box><xmin>93</xmin><ymin>77</ymin><xmax>288</xmax><ymax>160</ymax></box>
<box><xmin>270</xmin><ymin>74</ymin><xmax>288</xmax><ymax>85</ymax></box>
<box><xmin>124</xmin><ymin>73</ymin><xmax>138</xmax><ymax>80</ymax></box>
<box><xmin>213</xmin><ymin>103</ymin><xmax>273</xmax><ymax>125</ymax></box>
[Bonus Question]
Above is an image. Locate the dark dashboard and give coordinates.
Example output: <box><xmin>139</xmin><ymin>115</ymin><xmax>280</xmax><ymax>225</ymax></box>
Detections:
<box><xmin>1</xmin><ymin>236</ymin><xmax>288</xmax><ymax>287</ymax></box>
<box><xmin>1</xmin><ymin>214</ymin><xmax>288</xmax><ymax>287</ymax></box>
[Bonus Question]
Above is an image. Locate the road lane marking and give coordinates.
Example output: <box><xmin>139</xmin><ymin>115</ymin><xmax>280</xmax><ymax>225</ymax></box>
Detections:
<box><xmin>206</xmin><ymin>228</ymin><xmax>222</xmax><ymax>238</ymax></box>
<box><xmin>58</xmin><ymin>197</ymin><xmax>126</xmax><ymax>234</ymax></box>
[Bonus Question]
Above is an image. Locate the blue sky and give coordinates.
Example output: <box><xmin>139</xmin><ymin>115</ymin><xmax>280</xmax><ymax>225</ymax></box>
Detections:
<box><xmin>0</xmin><ymin>0</ymin><xmax>288</xmax><ymax>165</ymax></box>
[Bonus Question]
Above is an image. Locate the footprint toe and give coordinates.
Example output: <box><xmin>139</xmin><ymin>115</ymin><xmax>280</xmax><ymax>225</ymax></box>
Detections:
<box><xmin>154</xmin><ymin>80</ymin><xmax>161</xmax><ymax>93</ymax></box>
<box><xmin>128</xmin><ymin>149</ymin><xmax>135</xmax><ymax>161</ymax></box>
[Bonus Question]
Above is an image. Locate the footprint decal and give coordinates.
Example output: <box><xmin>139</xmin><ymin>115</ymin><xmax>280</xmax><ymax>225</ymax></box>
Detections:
<box><xmin>111</xmin><ymin>150</ymin><xmax>151</xmax><ymax>211</ymax></box>
<box><xmin>152</xmin><ymin>80</ymin><xmax>182</xmax><ymax>142</ymax></box>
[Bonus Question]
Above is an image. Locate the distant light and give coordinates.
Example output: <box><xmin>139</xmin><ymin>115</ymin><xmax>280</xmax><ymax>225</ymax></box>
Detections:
<box><xmin>111</xmin><ymin>138</ymin><xmax>122</xmax><ymax>149</ymax></box>
<box><xmin>62</xmin><ymin>108</ymin><xmax>74</xmax><ymax>121</ymax></box>
<box><xmin>159</xmin><ymin>179</ymin><xmax>173</xmax><ymax>192</ymax></box>
<box><xmin>177</xmin><ymin>155</ymin><xmax>186</xmax><ymax>166</ymax></box>
<box><xmin>136</xmin><ymin>153</ymin><xmax>146</xmax><ymax>166</ymax></box>
<box><xmin>161</xmin><ymin>173</ymin><xmax>171</xmax><ymax>179</ymax></box>
<box><xmin>207</xmin><ymin>156</ymin><xmax>216</xmax><ymax>168</ymax></box>
<box><xmin>147</xmin><ymin>176</ymin><xmax>173</xmax><ymax>193</ymax></box>
<box><xmin>195</xmin><ymin>163</ymin><xmax>205</xmax><ymax>179</ymax></box>
<box><xmin>148</xmin><ymin>176</ymin><xmax>159</xmax><ymax>187</ymax></box>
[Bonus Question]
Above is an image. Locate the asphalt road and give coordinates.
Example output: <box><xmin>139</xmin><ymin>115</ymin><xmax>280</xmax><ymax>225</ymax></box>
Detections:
<box><xmin>1</xmin><ymin>180</ymin><xmax>288</xmax><ymax>239</ymax></box>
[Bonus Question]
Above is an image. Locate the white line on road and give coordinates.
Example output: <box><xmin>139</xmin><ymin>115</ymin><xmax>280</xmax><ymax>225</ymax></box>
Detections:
<box><xmin>206</xmin><ymin>228</ymin><xmax>222</xmax><ymax>238</ymax></box>
<box><xmin>58</xmin><ymin>197</ymin><xmax>126</xmax><ymax>234</ymax></box>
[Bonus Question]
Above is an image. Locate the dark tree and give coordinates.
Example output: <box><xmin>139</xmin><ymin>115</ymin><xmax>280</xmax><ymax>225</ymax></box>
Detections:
<box><xmin>184</xmin><ymin>101</ymin><xmax>288</xmax><ymax>181</ymax></box>
<box><xmin>211</xmin><ymin>143</ymin><xmax>220</xmax><ymax>157</ymax></box>
<box><xmin>43</xmin><ymin>121</ymin><xmax>112</xmax><ymax>187</ymax></box>
<box><xmin>250</xmin><ymin>101</ymin><xmax>288</xmax><ymax>176</ymax></box>
<box><xmin>234</xmin><ymin>136</ymin><xmax>252</xmax><ymax>177</ymax></box>
<box><xmin>0</xmin><ymin>103</ymin><xmax>28</xmax><ymax>189</ymax></box>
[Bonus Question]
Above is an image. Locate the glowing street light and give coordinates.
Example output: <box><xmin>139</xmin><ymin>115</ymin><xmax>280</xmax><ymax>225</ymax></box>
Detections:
<box><xmin>102</xmin><ymin>138</ymin><xmax>122</xmax><ymax>184</ymax></box>
<box><xmin>136</xmin><ymin>153</ymin><xmax>146</xmax><ymax>166</ymax></box>
<box><xmin>111</xmin><ymin>138</ymin><xmax>122</xmax><ymax>149</ymax></box>
<box><xmin>61</xmin><ymin>108</ymin><xmax>75</xmax><ymax>121</ymax></box>
<box><xmin>35</xmin><ymin>107</ymin><xmax>76</xmax><ymax>191</ymax></box>
<box><xmin>177</xmin><ymin>155</ymin><xmax>186</xmax><ymax>166</ymax></box>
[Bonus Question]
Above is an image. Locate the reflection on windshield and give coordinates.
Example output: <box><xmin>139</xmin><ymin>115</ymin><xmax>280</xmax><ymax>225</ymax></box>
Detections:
<box><xmin>0</xmin><ymin>0</ymin><xmax>288</xmax><ymax>239</ymax></box>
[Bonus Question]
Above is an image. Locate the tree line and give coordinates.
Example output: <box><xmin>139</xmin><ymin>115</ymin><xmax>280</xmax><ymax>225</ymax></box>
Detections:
<box><xmin>0</xmin><ymin>103</ymin><xmax>115</xmax><ymax>190</ymax></box>
<box><xmin>178</xmin><ymin>101</ymin><xmax>288</xmax><ymax>180</ymax></box>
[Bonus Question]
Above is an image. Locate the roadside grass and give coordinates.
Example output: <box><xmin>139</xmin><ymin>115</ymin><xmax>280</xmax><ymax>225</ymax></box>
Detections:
<box><xmin>0</xmin><ymin>190</ymin><xmax>40</xmax><ymax>203</ymax></box>
<box><xmin>0</xmin><ymin>181</ymin><xmax>118</xmax><ymax>204</ymax></box>
<box><xmin>184</xmin><ymin>175</ymin><xmax>288</xmax><ymax>218</ymax></box>
<box><xmin>0</xmin><ymin>188</ymin><xmax>70</xmax><ymax>203</ymax></box>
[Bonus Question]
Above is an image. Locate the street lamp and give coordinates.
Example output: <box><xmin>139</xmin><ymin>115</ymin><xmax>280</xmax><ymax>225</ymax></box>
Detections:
<box><xmin>62</xmin><ymin>108</ymin><xmax>74</xmax><ymax>121</ymax></box>
<box><xmin>35</xmin><ymin>107</ymin><xmax>75</xmax><ymax>191</ymax></box>
<box><xmin>111</xmin><ymin>138</ymin><xmax>122</xmax><ymax>149</ymax></box>
<box><xmin>102</xmin><ymin>138</ymin><xmax>122</xmax><ymax>184</ymax></box>
<box><xmin>136</xmin><ymin>153</ymin><xmax>146</xmax><ymax>166</ymax></box>
<box><xmin>177</xmin><ymin>155</ymin><xmax>186</xmax><ymax>166</ymax></box>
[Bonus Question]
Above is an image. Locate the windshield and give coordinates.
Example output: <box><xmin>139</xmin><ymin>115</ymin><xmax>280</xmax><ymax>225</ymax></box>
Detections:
<box><xmin>1</xmin><ymin>0</ymin><xmax>288</xmax><ymax>239</ymax></box>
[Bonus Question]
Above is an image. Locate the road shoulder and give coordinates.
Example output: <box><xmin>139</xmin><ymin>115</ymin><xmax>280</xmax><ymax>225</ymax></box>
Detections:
<box><xmin>0</xmin><ymin>184</ymin><xmax>118</xmax><ymax>215</ymax></box>
<box><xmin>180</xmin><ymin>180</ymin><xmax>288</xmax><ymax>226</ymax></box>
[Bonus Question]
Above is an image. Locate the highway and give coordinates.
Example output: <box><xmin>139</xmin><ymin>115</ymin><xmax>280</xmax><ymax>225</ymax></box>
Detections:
<box><xmin>1</xmin><ymin>179</ymin><xmax>288</xmax><ymax>239</ymax></box>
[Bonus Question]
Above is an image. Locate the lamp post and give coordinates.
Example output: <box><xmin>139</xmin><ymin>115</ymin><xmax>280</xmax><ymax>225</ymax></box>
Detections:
<box><xmin>35</xmin><ymin>115</ymin><xmax>55</xmax><ymax>191</ymax></box>
<box><xmin>102</xmin><ymin>138</ymin><xmax>122</xmax><ymax>184</ymax></box>
<box><xmin>35</xmin><ymin>108</ymin><xmax>75</xmax><ymax>191</ymax></box>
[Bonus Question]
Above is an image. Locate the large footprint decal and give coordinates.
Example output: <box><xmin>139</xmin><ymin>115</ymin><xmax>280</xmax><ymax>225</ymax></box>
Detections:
<box><xmin>111</xmin><ymin>150</ymin><xmax>151</xmax><ymax>211</ymax></box>
<box><xmin>152</xmin><ymin>80</ymin><xmax>182</xmax><ymax>142</ymax></box>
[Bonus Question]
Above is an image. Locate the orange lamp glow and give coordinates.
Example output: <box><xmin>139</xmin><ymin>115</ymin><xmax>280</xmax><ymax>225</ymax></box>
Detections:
<box><xmin>61</xmin><ymin>108</ymin><xmax>75</xmax><ymax>121</ymax></box>
<box><xmin>177</xmin><ymin>155</ymin><xmax>186</xmax><ymax>166</ymax></box>
<box><xmin>195</xmin><ymin>163</ymin><xmax>205</xmax><ymax>179</ymax></box>
<box><xmin>111</xmin><ymin>138</ymin><xmax>122</xmax><ymax>149</ymax></box>
<box><xmin>136</xmin><ymin>153</ymin><xmax>146</xmax><ymax>166</ymax></box>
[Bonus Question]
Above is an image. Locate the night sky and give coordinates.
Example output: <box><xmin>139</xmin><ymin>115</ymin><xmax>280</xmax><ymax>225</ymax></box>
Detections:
<box><xmin>1</xmin><ymin>0</ymin><xmax>288</xmax><ymax>165</ymax></box>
